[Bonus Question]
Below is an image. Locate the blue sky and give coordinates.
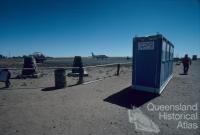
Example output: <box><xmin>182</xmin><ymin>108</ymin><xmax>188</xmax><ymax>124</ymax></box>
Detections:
<box><xmin>0</xmin><ymin>0</ymin><xmax>200</xmax><ymax>57</ymax></box>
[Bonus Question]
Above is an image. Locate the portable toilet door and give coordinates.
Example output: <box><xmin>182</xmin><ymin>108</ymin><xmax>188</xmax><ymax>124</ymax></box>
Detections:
<box><xmin>132</xmin><ymin>35</ymin><xmax>161</xmax><ymax>93</ymax></box>
<box><xmin>132</xmin><ymin>34</ymin><xmax>174</xmax><ymax>94</ymax></box>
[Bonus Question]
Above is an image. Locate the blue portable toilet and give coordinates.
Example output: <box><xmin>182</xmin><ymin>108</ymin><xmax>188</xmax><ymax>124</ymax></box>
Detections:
<box><xmin>132</xmin><ymin>34</ymin><xmax>174</xmax><ymax>94</ymax></box>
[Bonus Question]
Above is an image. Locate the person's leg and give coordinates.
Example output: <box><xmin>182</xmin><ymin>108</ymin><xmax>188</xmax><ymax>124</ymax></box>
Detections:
<box><xmin>5</xmin><ymin>80</ymin><xmax>10</xmax><ymax>88</ymax></box>
<box><xmin>184</xmin><ymin>65</ymin><xmax>189</xmax><ymax>74</ymax></box>
<box><xmin>185</xmin><ymin>65</ymin><xmax>189</xmax><ymax>74</ymax></box>
<box><xmin>5</xmin><ymin>71</ymin><xmax>11</xmax><ymax>88</ymax></box>
<box><xmin>183</xmin><ymin>65</ymin><xmax>187</xmax><ymax>74</ymax></box>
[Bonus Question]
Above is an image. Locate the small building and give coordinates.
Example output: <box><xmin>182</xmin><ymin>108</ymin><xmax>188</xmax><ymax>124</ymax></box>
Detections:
<box><xmin>132</xmin><ymin>34</ymin><xmax>174</xmax><ymax>94</ymax></box>
<box><xmin>192</xmin><ymin>55</ymin><xmax>197</xmax><ymax>60</ymax></box>
<box><xmin>22</xmin><ymin>56</ymin><xmax>38</xmax><ymax>76</ymax></box>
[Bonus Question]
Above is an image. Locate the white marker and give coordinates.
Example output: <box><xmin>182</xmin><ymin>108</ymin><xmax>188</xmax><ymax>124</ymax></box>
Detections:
<box><xmin>128</xmin><ymin>108</ymin><xmax>160</xmax><ymax>133</ymax></box>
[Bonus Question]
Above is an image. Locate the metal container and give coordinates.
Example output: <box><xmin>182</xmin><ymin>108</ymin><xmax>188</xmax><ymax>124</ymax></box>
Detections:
<box><xmin>132</xmin><ymin>34</ymin><xmax>174</xmax><ymax>94</ymax></box>
<box><xmin>54</xmin><ymin>68</ymin><xmax>66</xmax><ymax>88</ymax></box>
<box><xmin>192</xmin><ymin>55</ymin><xmax>197</xmax><ymax>60</ymax></box>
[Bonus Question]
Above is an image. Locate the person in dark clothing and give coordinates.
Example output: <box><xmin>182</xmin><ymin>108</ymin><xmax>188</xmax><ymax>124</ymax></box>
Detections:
<box><xmin>6</xmin><ymin>70</ymin><xmax>11</xmax><ymax>88</ymax></box>
<box><xmin>4</xmin><ymin>69</ymin><xmax>11</xmax><ymax>88</ymax></box>
<box><xmin>182</xmin><ymin>54</ymin><xmax>191</xmax><ymax>74</ymax></box>
<box><xmin>0</xmin><ymin>69</ymin><xmax>11</xmax><ymax>88</ymax></box>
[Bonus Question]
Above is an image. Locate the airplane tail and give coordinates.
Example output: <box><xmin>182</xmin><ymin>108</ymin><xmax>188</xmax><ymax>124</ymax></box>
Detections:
<box><xmin>91</xmin><ymin>52</ymin><xmax>95</xmax><ymax>58</ymax></box>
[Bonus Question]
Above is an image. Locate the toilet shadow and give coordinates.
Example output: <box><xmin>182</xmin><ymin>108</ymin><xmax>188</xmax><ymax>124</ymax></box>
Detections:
<box><xmin>104</xmin><ymin>86</ymin><xmax>159</xmax><ymax>109</ymax></box>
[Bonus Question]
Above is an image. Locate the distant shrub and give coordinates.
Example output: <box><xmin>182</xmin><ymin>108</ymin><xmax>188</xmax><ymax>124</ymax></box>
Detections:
<box><xmin>0</xmin><ymin>54</ymin><xmax>6</xmax><ymax>59</ymax></box>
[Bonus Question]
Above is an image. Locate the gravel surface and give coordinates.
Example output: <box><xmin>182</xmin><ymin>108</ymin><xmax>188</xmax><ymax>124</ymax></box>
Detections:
<box><xmin>0</xmin><ymin>60</ymin><xmax>199</xmax><ymax>135</ymax></box>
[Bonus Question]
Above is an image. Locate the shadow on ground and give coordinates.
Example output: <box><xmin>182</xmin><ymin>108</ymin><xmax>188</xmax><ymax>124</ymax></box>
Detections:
<box><xmin>0</xmin><ymin>86</ymin><xmax>46</xmax><ymax>90</ymax></box>
<box><xmin>67</xmin><ymin>83</ymin><xmax>80</xmax><ymax>87</ymax></box>
<box><xmin>41</xmin><ymin>87</ymin><xmax>60</xmax><ymax>91</ymax></box>
<box><xmin>179</xmin><ymin>73</ymin><xmax>188</xmax><ymax>75</ymax></box>
<box><xmin>0</xmin><ymin>87</ymin><xmax>9</xmax><ymax>90</ymax></box>
<box><xmin>104</xmin><ymin>86</ymin><xmax>159</xmax><ymax>109</ymax></box>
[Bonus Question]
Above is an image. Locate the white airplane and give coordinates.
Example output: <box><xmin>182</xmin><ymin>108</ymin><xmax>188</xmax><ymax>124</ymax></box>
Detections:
<box><xmin>91</xmin><ymin>52</ymin><xmax>108</xmax><ymax>60</ymax></box>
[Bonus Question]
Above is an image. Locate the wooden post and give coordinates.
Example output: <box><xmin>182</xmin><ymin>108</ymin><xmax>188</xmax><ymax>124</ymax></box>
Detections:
<box><xmin>78</xmin><ymin>67</ymin><xmax>84</xmax><ymax>84</ymax></box>
<box><xmin>116</xmin><ymin>64</ymin><xmax>120</xmax><ymax>76</ymax></box>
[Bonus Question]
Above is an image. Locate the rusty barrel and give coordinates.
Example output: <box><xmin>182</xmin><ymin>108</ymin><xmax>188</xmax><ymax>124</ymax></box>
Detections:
<box><xmin>54</xmin><ymin>68</ymin><xmax>66</xmax><ymax>88</ymax></box>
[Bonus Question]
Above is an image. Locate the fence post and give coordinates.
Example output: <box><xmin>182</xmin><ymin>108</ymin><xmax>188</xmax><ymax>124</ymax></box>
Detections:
<box><xmin>116</xmin><ymin>64</ymin><xmax>120</xmax><ymax>76</ymax></box>
<box><xmin>78</xmin><ymin>67</ymin><xmax>84</xmax><ymax>84</ymax></box>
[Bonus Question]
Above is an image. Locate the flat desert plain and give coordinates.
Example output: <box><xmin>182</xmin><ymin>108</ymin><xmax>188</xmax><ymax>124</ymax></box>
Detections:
<box><xmin>0</xmin><ymin>58</ymin><xmax>199</xmax><ymax>135</ymax></box>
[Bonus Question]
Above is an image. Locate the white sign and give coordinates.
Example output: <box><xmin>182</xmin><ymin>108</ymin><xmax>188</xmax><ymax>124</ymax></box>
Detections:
<box><xmin>138</xmin><ymin>41</ymin><xmax>154</xmax><ymax>50</ymax></box>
